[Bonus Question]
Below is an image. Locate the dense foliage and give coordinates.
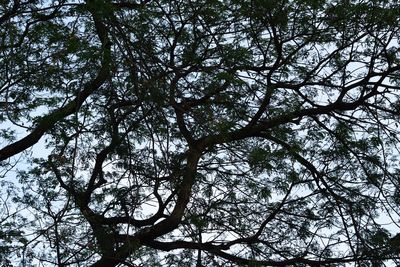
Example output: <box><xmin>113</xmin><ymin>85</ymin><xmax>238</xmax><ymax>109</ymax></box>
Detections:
<box><xmin>1</xmin><ymin>0</ymin><xmax>400</xmax><ymax>266</ymax></box>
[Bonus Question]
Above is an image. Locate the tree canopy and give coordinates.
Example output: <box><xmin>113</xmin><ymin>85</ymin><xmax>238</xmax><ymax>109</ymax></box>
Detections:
<box><xmin>1</xmin><ymin>0</ymin><xmax>400</xmax><ymax>266</ymax></box>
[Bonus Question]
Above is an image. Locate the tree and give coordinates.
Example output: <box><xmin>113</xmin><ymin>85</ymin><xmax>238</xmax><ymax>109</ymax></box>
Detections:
<box><xmin>1</xmin><ymin>0</ymin><xmax>400</xmax><ymax>266</ymax></box>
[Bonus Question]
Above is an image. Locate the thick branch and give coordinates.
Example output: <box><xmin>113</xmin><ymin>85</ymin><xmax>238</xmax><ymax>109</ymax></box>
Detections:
<box><xmin>0</xmin><ymin>1</ymin><xmax>112</xmax><ymax>162</ymax></box>
<box><xmin>146</xmin><ymin>239</ymin><xmax>392</xmax><ymax>266</ymax></box>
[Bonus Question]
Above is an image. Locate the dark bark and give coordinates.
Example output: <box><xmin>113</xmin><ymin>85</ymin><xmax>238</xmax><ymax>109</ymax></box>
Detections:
<box><xmin>91</xmin><ymin>257</ymin><xmax>121</xmax><ymax>267</ymax></box>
